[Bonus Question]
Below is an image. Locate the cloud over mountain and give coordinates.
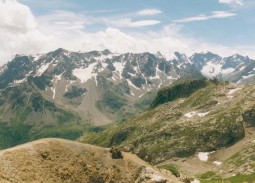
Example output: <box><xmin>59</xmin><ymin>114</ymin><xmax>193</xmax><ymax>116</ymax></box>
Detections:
<box><xmin>0</xmin><ymin>0</ymin><xmax>254</xmax><ymax>65</ymax></box>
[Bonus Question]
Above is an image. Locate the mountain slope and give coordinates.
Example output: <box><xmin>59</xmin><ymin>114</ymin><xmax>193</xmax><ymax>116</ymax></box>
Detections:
<box><xmin>0</xmin><ymin>138</ymin><xmax>180</xmax><ymax>183</ymax></box>
<box><xmin>79</xmin><ymin>79</ymin><xmax>251</xmax><ymax>165</ymax></box>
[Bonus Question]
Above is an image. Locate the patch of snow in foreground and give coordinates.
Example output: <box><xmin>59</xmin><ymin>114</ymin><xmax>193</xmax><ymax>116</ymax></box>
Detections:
<box><xmin>144</xmin><ymin>167</ymin><xmax>167</xmax><ymax>182</ymax></box>
<box><xmin>184</xmin><ymin>111</ymin><xmax>197</xmax><ymax>118</ymax></box>
<box><xmin>214</xmin><ymin>161</ymin><xmax>222</xmax><ymax>166</ymax></box>
<box><xmin>184</xmin><ymin>111</ymin><xmax>210</xmax><ymax>118</ymax></box>
<box><xmin>197</xmin><ymin>112</ymin><xmax>210</xmax><ymax>117</ymax></box>
<box><xmin>228</xmin><ymin>88</ymin><xmax>242</xmax><ymax>95</ymax></box>
<box><xmin>191</xmin><ymin>179</ymin><xmax>200</xmax><ymax>183</ymax></box>
<box><xmin>198</xmin><ymin>152</ymin><xmax>210</xmax><ymax>161</ymax></box>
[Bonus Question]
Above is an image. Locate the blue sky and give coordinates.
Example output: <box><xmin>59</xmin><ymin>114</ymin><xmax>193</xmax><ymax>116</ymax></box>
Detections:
<box><xmin>19</xmin><ymin>0</ymin><xmax>255</xmax><ymax>45</ymax></box>
<box><xmin>0</xmin><ymin>0</ymin><xmax>254</xmax><ymax>63</ymax></box>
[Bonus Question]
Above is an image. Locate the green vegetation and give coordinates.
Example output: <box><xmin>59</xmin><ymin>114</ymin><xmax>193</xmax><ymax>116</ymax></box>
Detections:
<box><xmin>0</xmin><ymin>122</ymin><xmax>88</xmax><ymax>150</ymax></box>
<box><xmin>31</xmin><ymin>125</ymin><xmax>85</xmax><ymax>140</ymax></box>
<box><xmin>80</xmin><ymin>79</ymin><xmax>245</xmax><ymax>164</ymax></box>
<box><xmin>131</xmin><ymin>75</ymin><xmax>146</xmax><ymax>88</ymax></box>
<box><xmin>64</xmin><ymin>86</ymin><xmax>87</xmax><ymax>99</ymax></box>
<box><xmin>28</xmin><ymin>74</ymin><xmax>52</xmax><ymax>90</ymax></box>
<box><xmin>251</xmin><ymin>154</ymin><xmax>255</xmax><ymax>161</ymax></box>
<box><xmin>96</xmin><ymin>90</ymin><xmax>128</xmax><ymax>113</ymax></box>
<box><xmin>159</xmin><ymin>164</ymin><xmax>180</xmax><ymax>177</ymax></box>
<box><xmin>151</xmin><ymin>78</ymin><xmax>208</xmax><ymax>108</ymax></box>
<box><xmin>116</xmin><ymin>91</ymin><xmax>157</xmax><ymax>123</ymax></box>
<box><xmin>0</xmin><ymin>122</ymin><xmax>32</xmax><ymax>149</ymax></box>
<box><xmin>199</xmin><ymin>171</ymin><xmax>221</xmax><ymax>180</ymax></box>
<box><xmin>0</xmin><ymin>83</ymin><xmax>88</xmax><ymax>150</ymax></box>
<box><xmin>200</xmin><ymin>173</ymin><xmax>255</xmax><ymax>183</ymax></box>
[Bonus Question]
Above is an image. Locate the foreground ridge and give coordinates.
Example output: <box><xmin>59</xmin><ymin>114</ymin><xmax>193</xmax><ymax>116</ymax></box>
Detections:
<box><xmin>0</xmin><ymin>138</ymin><xmax>180</xmax><ymax>183</ymax></box>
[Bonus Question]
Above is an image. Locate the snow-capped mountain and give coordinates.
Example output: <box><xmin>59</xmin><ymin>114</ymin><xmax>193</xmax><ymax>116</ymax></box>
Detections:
<box><xmin>190</xmin><ymin>52</ymin><xmax>254</xmax><ymax>81</ymax></box>
<box><xmin>0</xmin><ymin>48</ymin><xmax>203</xmax><ymax>132</ymax></box>
<box><xmin>0</xmin><ymin>48</ymin><xmax>254</xmax><ymax>128</ymax></box>
<box><xmin>0</xmin><ymin>48</ymin><xmax>254</xmax><ymax>149</ymax></box>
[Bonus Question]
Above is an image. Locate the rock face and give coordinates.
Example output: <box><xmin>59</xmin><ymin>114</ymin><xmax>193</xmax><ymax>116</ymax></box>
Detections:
<box><xmin>0</xmin><ymin>138</ymin><xmax>179</xmax><ymax>183</ymax></box>
<box><xmin>242</xmin><ymin>109</ymin><xmax>255</xmax><ymax>127</ymax></box>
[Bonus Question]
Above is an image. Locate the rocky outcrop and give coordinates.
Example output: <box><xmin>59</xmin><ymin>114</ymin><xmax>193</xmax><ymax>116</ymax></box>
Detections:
<box><xmin>242</xmin><ymin>109</ymin><xmax>255</xmax><ymax>127</ymax></box>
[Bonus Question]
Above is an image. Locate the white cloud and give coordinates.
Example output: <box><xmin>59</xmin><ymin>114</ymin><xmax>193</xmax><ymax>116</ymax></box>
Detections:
<box><xmin>0</xmin><ymin>0</ymin><xmax>49</xmax><ymax>63</ymax></box>
<box><xmin>0</xmin><ymin>0</ymin><xmax>36</xmax><ymax>32</ymax></box>
<box><xmin>104</xmin><ymin>18</ymin><xmax>160</xmax><ymax>28</ymax></box>
<box><xmin>137</xmin><ymin>9</ymin><xmax>162</xmax><ymax>16</ymax></box>
<box><xmin>0</xmin><ymin>0</ymin><xmax>254</xmax><ymax>65</ymax></box>
<box><xmin>173</xmin><ymin>11</ymin><xmax>236</xmax><ymax>23</ymax></box>
<box><xmin>219</xmin><ymin>0</ymin><xmax>244</xmax><ymax>6</ymax></box>
<box><xmin>38</xmin><ymin>11</ymin><xmax>88</xmax><ymax>30</ymax></box>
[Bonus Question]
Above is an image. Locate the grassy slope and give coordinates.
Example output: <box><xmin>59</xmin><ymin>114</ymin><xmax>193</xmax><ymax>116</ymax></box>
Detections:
<box><xmin>79</xmin><ymin>79</ymin><xmax>248</xmax><ymax>165</ymax></box>
<box><xmin>0</xmin><ymin>83</ymin><xmax>89</xmax><ymax>149</ymax></box>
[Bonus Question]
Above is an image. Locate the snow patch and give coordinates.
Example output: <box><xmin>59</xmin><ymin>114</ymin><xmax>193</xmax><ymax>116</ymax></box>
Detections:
<box><xmin>243</xmin><ymin>74</ymin><xmax>255</xmax><ymax>79</ymax></box>
<box><xmin>65</xmin><ymin>80</ymin><xmax>75</xmax><ymax>92</ymax></box>
<box><xmin>14</xmin><ymin>78</ymin><xmax>27</xmax><ymax>84</ymax></box>
<box><xmin>144</xmin><ymin>167</ymin><xmax>168</xmax><ymax>182</ymax></box>
<box><xmin>197</xmin><ymin>112</ymin><xmax>210</xmax><ymax>117</ymax></box>
<box><xmin>165</xmin><ymin>52</ymin><xmax>178</xmax><ymax>61</ymax></box>
<box><xmin>113</xmin><ymin>61</ymin><xmax>125</xmax><ymax>77</ymax></box>
<box><xmin>201</xmin><ymin>61</ymin><xmax>222</xmax><ymax>78</ymax></box>
<box><xmin>167</xmin><ymin>75</ymin><xmax>178</xmax><ymax>81</ymax></box>
<box><xmin>127</xmin><ymin>79</ymin><xmax>140</xmax><ymax>90</ymax></box>
<box><xmin>32</xmin><ymin>54</ymin><xmax>42</xmax><ymax>62</ymax></box>
<box><xmin>184</xmin><ymin>111</ymin><xmax>197</xmax><ymax>118</ymax></box>
<box><xmin>191</xmin><ymin>179</ymin><xmax>200</xmax><ymax>183</ymax></box>
<box><xmin>138</xmin><ymin>93</ymin><xmax>145</xmax><ymax>98</ymax></box>
<box><xmin>36</xmin><ymin>62</ymin><xmax>51</xmax><ymax>76</ymax></box>
<box><xmin>95</xmin><ymin>54</ymin><xmax>114</xmax><ymax>61</ymax></box>
<box><xmin>228</xmin><ymin>88</ymin><xmax>242</xmax><ymax>95</ymax></box>
<box><xmin>198</xmin><ymin>152</ymin><xmax>210</xmax><ymax>161</ymax></box>
<box><xmin>51</xmin><ymin>87</ymin><xmax>56</xmax><ymax>99</ymax></box>
<box><xmin>214</xmin><ymin>161</ymin><xmax>222</xmax><ymax>166</ymax></box>
<box><xmin>151</xmin><ymin>67</ymin><xmax>161</xmax><ymax>80</ymax></box>
<box><xmin>221</xmin><ymin>68</ymin><xmax>235</xmax><ymax>74</ymax></box>
<box><xmin>72</xmin><ymin>62</ymin><xmax>97</xmax><ymax>83</ymax></box>
<box><xmin>51</xmin><ymin>74</ymin><xmax>63</xmax><ymax>99</ymax></box>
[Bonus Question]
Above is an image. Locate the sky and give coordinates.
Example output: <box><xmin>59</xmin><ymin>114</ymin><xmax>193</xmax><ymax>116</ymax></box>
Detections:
<box><xmin>0</xmin><ymin>0</ymin><xmax>255</xmax><ymax>64</ymax></box>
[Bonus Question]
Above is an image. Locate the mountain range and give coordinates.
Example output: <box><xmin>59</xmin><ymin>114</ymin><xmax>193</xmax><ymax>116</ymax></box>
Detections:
<box><xmin>1</xmin><ymin>48</ymin><xmax>255</xmax><ymax>182</ymax></box>
<box><xmin>0</xmin><ymin>48</ymin><xmax>254</xmax><ymax>149</ymax></box>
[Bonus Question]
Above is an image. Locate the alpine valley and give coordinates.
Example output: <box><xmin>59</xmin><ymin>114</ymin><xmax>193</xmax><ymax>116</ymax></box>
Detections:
<box><xmin>1</xmin><ymin>48</ymin><xmax>255</xmax><ymax>182</ymax></box>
